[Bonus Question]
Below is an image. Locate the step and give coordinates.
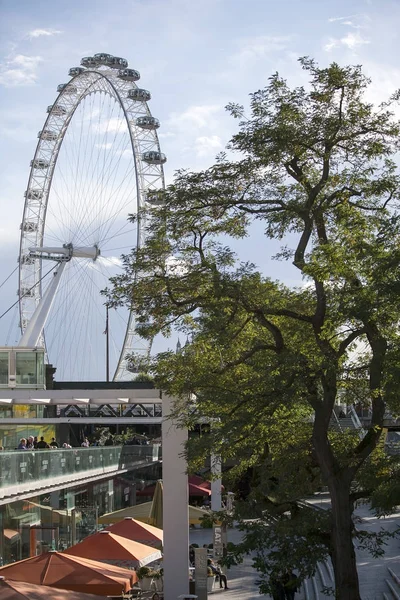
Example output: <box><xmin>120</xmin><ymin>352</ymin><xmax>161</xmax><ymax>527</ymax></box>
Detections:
<box><xmin>385</xmin><ymin>578</ymin><xmax>400</xmax><ymax>600</ymax></box>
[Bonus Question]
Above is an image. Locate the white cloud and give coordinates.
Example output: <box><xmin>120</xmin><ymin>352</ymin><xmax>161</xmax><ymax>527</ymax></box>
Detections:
<box><xmin>28</xmin><ymin>28</ymin><xmax>62</xmax><ymax>38</ymax></box>
<box><xmin>233</xmin><ymin>35</ymin><xmax>292</xmax><ymax>68</ymax></box>
<box><xmin>96</xmin><ymin>117</ymin><xmax>127</xmax><ymax>134</ymax></box>
<box><xmin>324</xmin><ymin>31</ymin><xmax>370</xmax><ymax>52</ymax></box>
<box><xmin>194</xmin><ymin>135</ymin><xmax>223</xmax><ymax>157</ymax></box>
<box><xmin>0</xmin><ymin>54</ymin><xmax>43</xmax><ymax>87</ymax></box>
<box><xmin>328</xmin><ymin>15</ymin><xmax>357</xmax><ymax>23</ymax></box>
<box><xmin>95</xmin><ymin>142</ymin><xmax>113</xmax><ymax>150</ymax></box>
<box><xmin>87</xmin><ymin>256</ymin><xmax>123</xmax><ymax>270</ymax></box>
<box><xmin>167</xmin><ymin>104</ymin><xmax>222</xmax><ymax>131</ymax></box>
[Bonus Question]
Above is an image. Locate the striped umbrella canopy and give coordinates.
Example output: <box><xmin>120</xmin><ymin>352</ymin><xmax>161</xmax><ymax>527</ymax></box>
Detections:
<box><xmin>105</xmin><ymin>517</ymin><xmax>163</xmax><ymax>547</ymax></box>
<box><xmin>98</xmin><ymin>502</ymin><xmax>210</xmax><ymax>525</ymax></box>
<box><xmin>64</xmin><ymin>530</ymin><xmax>162</xmax><ymax>568</ymax></box>
<box><xmin>148</xmin><ymin>480</ymin><xmax>163</xmax><ymax>528</ymax></box>
<box><xmin>0</xmin><ymin>552</ymin><xmax>136</xmax><ymax>596</ymax></box>
<box><xmin>0</xmin><ymin>577</ymin><xmax>108</xmax><ymax>600</ymax></box>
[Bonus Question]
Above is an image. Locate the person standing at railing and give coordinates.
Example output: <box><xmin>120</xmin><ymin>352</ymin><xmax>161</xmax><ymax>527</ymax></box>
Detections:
<box><xmin>36</xmin><ymin>436</ymin><xmax>50</xmax><ymax>449</ymax></box>
<box><xmin>49</xmin><ymin>437</ymin><xmax>59</xmax><ymax>448</ymax></box>
<box><xmin>17</xmin><ymin>438</ymin><xmax>27</xmax><ymax>450</ymax></box>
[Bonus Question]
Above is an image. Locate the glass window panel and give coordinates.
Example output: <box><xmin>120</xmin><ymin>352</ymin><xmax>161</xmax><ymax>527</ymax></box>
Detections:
<box><xmin>0</xmin><ymin>353</ymin><xmax>8</xmax><ymax>385</ymax></box>
<box><xmin>16</xmin><ymin>353</ymin><xmax>38</xmax><ymax>385</ymax></box>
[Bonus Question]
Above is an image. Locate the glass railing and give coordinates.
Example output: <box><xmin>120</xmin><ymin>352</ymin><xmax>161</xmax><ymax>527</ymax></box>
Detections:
<box><xmin>0</xmin><ymin>444</ymin><xmax>160</xmax><ymax>492</ymax></box>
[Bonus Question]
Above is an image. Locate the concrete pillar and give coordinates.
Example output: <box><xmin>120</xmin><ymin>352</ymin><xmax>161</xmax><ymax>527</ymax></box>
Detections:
<box><xmin>162</xmin><ymin>394</ymin><xmax>189</xmax><ymax>599</ymax></box>
<box><xmin>210</xmin><ymin>455</ymin><xmax>222</xmax><ymax>512</ymax></box>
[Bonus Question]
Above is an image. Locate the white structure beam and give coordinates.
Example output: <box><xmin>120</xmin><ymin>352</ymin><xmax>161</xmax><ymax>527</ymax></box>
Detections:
<box><xmin>0</xmin><ymin>388</ymin><xmax>161</xmax><ymax>404</ymax></box>
<box><xmin>19</xmin><ymin>261</ymin><xmax>67</xmax><ymax>347</ymax></box>
<box><xmin>162</xmin><ymin>394</ymin><xmax>189</xmax><ymax>599</ymax></box>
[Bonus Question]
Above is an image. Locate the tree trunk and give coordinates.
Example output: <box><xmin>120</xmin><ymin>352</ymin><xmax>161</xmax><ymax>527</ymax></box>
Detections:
<box><xmin>328</xmin><ymin>476</ymin><xmax>360</xmax><ymax>600</ymax></box>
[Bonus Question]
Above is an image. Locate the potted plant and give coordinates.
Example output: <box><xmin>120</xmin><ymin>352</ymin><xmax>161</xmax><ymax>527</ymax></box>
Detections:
<box><xmin>137</xmin><ymin>566</ymin><xmax>154</xmax><ymax>591</ymax></box>
<box><xmin>152</xmin><ymin>568</ymin><xmax>163</xmax><ymax>592</ymax></box>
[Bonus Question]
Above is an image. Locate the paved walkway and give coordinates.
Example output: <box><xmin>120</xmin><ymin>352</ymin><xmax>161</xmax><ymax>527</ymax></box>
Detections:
<box><xmin>190</xmin><ymin>527</ymin><xmax>268</xmax><ymax>599</ymax></box>
<box><xmin>189</xmin><ymin>498</ymin><xmax>400</xmax><ymax>600</ymax></box>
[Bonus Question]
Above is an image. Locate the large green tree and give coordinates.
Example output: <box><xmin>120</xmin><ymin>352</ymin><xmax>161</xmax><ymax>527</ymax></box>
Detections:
<box><xmin>107</xmin><ymin>58</ymin><xmax>400</xmax><ymax>599</ymax></box>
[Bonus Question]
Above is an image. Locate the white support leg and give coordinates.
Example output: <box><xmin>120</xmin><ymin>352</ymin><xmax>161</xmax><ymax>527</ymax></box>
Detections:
<box><xmin>19</xmin><ymin>261</ymin><xmax>67</xmax><ymax>347</ymax></box>
<box><xmin>162</xmin><ymin>394</ymin><xmax>189</xmax><ymax>599</ymax></box>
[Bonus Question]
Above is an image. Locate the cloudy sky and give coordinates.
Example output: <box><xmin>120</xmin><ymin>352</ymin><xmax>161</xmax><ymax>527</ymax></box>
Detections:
<box><xmin>0</xmin><ymin>0</ymin><xmax>398</xmax><ymax>366</ymax></box>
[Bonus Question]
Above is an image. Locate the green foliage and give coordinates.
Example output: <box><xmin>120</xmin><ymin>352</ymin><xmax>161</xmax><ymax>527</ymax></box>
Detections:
<box><xmin>108</xmin><ymin>58</ymin><xmax>400</xmax><ymax>598</ymax></box>
<box><xmin>136</xmin><ymin>566</ymin><xmax>151</xmax><ymax>579</ymax></box>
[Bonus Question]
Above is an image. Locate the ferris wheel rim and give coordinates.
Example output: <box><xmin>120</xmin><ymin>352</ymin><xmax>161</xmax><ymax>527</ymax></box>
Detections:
<box><xmin>18</xmin><ymin>57</ymin><xmax>166</xmax><ymax>381</ymax></box>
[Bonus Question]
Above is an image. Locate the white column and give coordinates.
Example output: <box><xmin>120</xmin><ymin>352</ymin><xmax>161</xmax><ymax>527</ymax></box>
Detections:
<box><xmin>162</xmin><ymin>394</ymin><xmax>189</xmax><ymax>599</ymax></box>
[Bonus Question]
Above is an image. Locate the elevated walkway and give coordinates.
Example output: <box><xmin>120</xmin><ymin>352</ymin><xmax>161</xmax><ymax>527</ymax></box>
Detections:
<box><xmin>0</xmin><ymin>444</ymin><xmax>160</xmax><ymax>505</ymax></box>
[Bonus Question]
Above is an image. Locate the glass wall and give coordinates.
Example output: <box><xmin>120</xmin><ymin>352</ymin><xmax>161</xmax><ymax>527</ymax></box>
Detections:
<box><xmin>15</xmin><ymin>351</ymin><xmax>44</xmax><ymax>386</ymax></box>
<box><xmin>0</xmin><ymin>347</ymin><xmax>45</xmax><ymax>389</ymax></box>
<box><xmin>0</xmin><ymin>463</ymin><xmax>158</xmax><ymax>564</ymax></box>
<box><xmin>0</xmin><ymin>353</ymin><xmax>8</xmax><ymax>385</ymax></box>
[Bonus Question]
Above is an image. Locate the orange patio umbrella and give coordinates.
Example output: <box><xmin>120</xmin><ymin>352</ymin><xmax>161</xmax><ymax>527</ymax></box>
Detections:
<box><xmin>105</xmin><ymin>517</ymin><xmax>163</xmax><ymax>547</ymax></box>
<box><xmin>0</xmin><ymin>576</ymin><xmax>107</xmax><ymax>600</ymax></box>
<box><xmin>98</xmin><ymin>501</ymin><xmax>210</xmax><ymax>526</ymax></box>
<box><xmin>0</xmin><ymin>551</ymin><xmax>137</xmax><ymax>596</ymax></box>
<box><xmin>149</xmin><ymin>480</ymin><xmax>163</xmax><ymax>528</ymax></box>
<box><xmin>64</xmin><ymin>530</ymin><xmax>162</xmax><ymax>567</ymax></box>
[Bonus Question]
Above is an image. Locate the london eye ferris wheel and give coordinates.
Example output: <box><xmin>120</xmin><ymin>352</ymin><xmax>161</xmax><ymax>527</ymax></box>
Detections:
<box><xmin>18</xmin><ymin>53</ymin><xmax>166</xmax><ymax>381</ymax></box>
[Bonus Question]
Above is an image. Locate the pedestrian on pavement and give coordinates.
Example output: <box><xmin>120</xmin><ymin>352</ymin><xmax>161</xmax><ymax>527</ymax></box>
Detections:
<box><xmin>282</xmin><ymin>570</ymin><xmax>298</xmax><ymax>600</ymax></box>
<box><xmin>270</xmin><ymin>572</ymin><xmax>285</xmax><ymax>600</ymax></box>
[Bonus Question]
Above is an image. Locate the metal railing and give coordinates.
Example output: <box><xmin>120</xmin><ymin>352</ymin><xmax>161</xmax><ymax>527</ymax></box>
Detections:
<box><xmin>0</xmin><ymin>444</ymin><xmax>160</xmax><ymax>500</ymax></box>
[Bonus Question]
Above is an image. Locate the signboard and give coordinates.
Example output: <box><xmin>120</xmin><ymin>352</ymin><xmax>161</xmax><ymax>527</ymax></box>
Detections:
<box><xmin>194</xmin><ymin>547</ymin><xmax>208</xmax><ymax>600</ymax></box>
<box><xmin>213</xmin><ymin>524</ymin><xmax>227</xmax><ymax>571</ymax></box>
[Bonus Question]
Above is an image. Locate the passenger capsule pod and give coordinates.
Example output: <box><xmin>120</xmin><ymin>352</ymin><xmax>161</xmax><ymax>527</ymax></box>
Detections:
<box><xmin>142</xmin><ymin>151</ymin><xmax>167</xmax><ymax>165</ymax></box>
<box><xmin>128</xmin><ymin>88</ymin><xmax>151</xmax><ymax>102</ymax></box>
<box><xmin>24</xmin><ymin>189</ymin><xmax>43</xmax><ymax>200</ymax></box>
<box><xmin>47</xmin><ymin>105</ymin><xmax>67</xmax><ymax>116</ymax></box>
<box><xmin>20</xmin><ymin>221</ymin><xmax>38</xmax><ymax>232</ymax></box>
<box><xmin>57</xmin><ymin>83</ymin><xmax>78</xmax><ymax>94</ymax></box>
<box><xmin>111</xmin><ymin>56</ymin><xmax>128</xmax><ymax>69</ymax></box>
<box><xmin>20</xmin><ymin>254</ymin><xmax>35</xmax><ymax>265</ymax></box>
<box><xmin>93</xmin><ymin>53</ymin><xmax>114</xmax><ymax>65</ymax></box>
<box><xmin>145</xmin><ymin>191</ymin><xmax>165</xmax><ymax>206</ymax></box>
<box><xmin>30</xmin><ymin>159</ymin><xmax>50</xmax><ymax>169</ymax></box>
<box><xmin>38</xmin><ymin>130</ymin><xmax>58</xmax><ymax>141</ymax></box>
<box><xmin>69</xmin><ymin>67</ymin><xmax>85</xmax><ymax>77</ymax></box>
<box><xmin>118</xmin><ymin>68</ymin><xmax>140</xmax><ymax>82</ymax></box>
<box><xmin>136</xmin><ymin>116</ymin><xmax>160</xmax><ymax>130</ymax></box>
<box><xmin>81</xmin><ymin>56</ymin><xmax>97</xmax><ymax>68</ymax></box>
<box><xmin>19</xmin><ymin>287</ymin><xmax>35</xmax><ymax>297</ymax></box>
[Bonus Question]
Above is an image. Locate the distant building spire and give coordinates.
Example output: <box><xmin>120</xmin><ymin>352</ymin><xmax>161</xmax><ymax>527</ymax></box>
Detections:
<box><xmin>176</xmin><ymin>338</ymin><xmax>182</xmax><ymax>353</ymax></box>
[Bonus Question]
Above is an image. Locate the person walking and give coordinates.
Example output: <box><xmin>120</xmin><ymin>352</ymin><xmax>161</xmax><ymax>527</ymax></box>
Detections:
<box><xmin>282</xmin><ymin>570</ymin><xmax>298</xmax><ymax>600</ymax></box>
